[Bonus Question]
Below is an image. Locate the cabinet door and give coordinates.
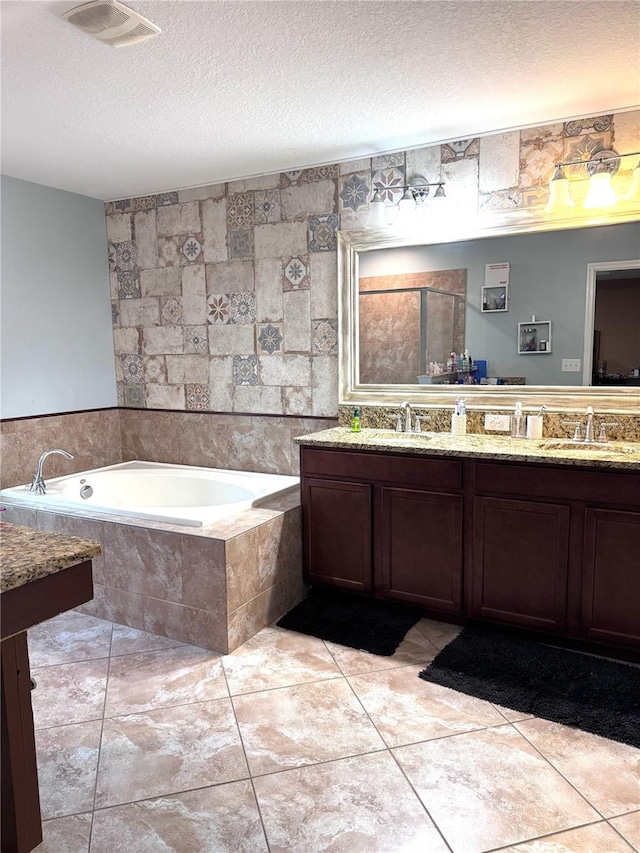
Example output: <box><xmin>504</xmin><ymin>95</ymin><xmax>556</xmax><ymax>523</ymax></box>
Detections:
<box><xmin>302</xmin><ymin>478</ymin><xmax>372</xmax><ymax>592</ymax></box>
<box><xmin>582</xmin><ymin>508</ymin><xmax>640</xmax><ymax>647</ymax></box>
<box><xmin>381</xmin><ymin>487</ymin><xmax>463</xmax><ymax>613</ymax></box>
<box><xmin>473</xmin><ymin>496</ymin><xmax>570</xmax><ymax>632</ymax></box>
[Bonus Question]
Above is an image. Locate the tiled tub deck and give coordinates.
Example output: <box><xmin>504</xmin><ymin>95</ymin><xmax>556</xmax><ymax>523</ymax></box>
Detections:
<box><xmin>2</xmin><ymin>492</ymin><xmax>304</xmax><ymax>654</ymax></box>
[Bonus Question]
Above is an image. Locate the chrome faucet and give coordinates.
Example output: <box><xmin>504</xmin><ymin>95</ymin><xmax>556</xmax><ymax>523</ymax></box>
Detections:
<box><xmin>30</xmin><ymin>449</ymin><xmax>74</xmax><ymax>495</ymax></box>
<box><xmin>398</xmin><ymin>401</ymin><xmax>413</xmax><ymax>433</ymax></box>
<box><xmin>584</xmin><ymin>406</ymin><xmax>595</xmax><ymax>443</ymax></box>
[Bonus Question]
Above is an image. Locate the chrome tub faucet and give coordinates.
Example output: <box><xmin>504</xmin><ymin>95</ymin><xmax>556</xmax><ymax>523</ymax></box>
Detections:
<box><xmin>30</xmin><ymin>449</ymin><xmax>74</xmax><ymax>495</ymax></box>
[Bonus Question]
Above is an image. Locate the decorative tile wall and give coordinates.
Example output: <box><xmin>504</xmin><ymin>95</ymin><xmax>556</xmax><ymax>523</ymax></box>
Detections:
<box><xmin>106</xmin><ymin>108</ymin><xmax>639</xmax><ymax>420</ymax></box>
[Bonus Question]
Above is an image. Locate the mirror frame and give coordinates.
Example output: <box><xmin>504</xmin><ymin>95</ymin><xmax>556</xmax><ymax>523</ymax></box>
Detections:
<box><xmin>338</xmin><ymin>204</ymin><xmax>640</xmax><ymax>414</ymax></box>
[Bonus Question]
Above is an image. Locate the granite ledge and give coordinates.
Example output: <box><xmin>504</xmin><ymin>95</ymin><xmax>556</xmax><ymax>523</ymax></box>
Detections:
<box><xmin>0</xmin><ymin>522</ymin><xmax>102</xmax><ymax>594</ymax></box>
<box><xmin>294</xmin><ymin>428</ymin><xmax>640</xmax><ymax>471</ymax></box>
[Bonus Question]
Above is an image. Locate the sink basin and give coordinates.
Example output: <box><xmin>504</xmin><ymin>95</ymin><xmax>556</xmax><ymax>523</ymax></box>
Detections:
<box><xmin>537</xmin><ymin>440</ymin><xmax>638</xmax><ymax>455</ymax></box>
<box><xmin>364</xmin><ymin>429</ymin><xmax>432</xmax><ymax>442</ymax></box>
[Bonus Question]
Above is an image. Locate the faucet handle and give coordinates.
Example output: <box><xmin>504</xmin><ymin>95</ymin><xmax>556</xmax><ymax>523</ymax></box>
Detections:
<box><xmin>597</xmin><ymin>422</ymin><xmax>618</xmax><ymax>443</ymax></box>
<box><xmin>562</xmin><ymin>421</ymin><xmax>583</xmax><ymax>442</ymax></box>
<box><xmin>395</xmin><ymin>411</ymin><xmax>404</xmax><ymax>432</ymax></box>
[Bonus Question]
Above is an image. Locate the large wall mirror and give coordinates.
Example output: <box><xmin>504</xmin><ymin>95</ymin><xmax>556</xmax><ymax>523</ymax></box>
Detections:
<box><xmin>338</xmin><ymin>208</ymin><xmax>640</xmax><ymax>413</ymax></box>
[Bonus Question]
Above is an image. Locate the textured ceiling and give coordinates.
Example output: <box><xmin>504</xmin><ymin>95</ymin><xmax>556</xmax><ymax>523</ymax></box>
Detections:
<box><xmin>1</xmin><ymin>0</ymin><xmax>639</xmax><ymax>200</ymax></box>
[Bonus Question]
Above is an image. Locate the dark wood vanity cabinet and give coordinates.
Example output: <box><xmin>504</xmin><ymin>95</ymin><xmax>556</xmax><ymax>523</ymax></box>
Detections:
<box><xmin>471</xmin><ymin>461</ymin><xmax>640</xmax><ymax>648</ymax></box>
<box><xmin>301</xmin><ymin>448</ymin><xmax>464</xmax><ymax>614</ymax></box>
<box><xmin>581</xmin><ymin>507</ymin><xmax>640</xmax><ymax>647</ymax></box>
<box><xmin>303</xmin><ymin>477</ymin><xmax>372</xmax><ymax>592</ymax></box>
<box><xmin>472</xmin><ymin>496</ymin><xmax>570</xmax><ymax>633</ymax></box>
<box><xmin>300</xmin><ymin>444</ymin><xmax>640</xmax><ymax>654</ymax></box>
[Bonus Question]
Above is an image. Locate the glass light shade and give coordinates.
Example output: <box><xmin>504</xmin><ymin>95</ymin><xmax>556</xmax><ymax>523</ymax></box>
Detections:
<box><xmin>395</xmin><ymin>187</ymin><xmax>416</xmax><ymax>228</ymax></box>
<box><xmin>625</xmin><ymin>161</ymin><xmax>640</xmax><ymax>202</ymax></box>
<box><xmin>365</xmin><ymin>190</ymin><xmax>388</xmax><ymax>229</ymax></box>
<box><xmin>545</xmin><ymin>166</ymin><xmax>574</xmax><ymax>212</ymax></box>
<box><xmin>583</xmin><ymin>167</ymin><xmax>617</xmax><ymax>209</ymax></box>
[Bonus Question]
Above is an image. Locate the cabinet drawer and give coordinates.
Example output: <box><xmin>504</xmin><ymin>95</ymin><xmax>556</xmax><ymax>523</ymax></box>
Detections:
<box><xmin>474</xmin><ymin>461</ymin><xmax>640</xmax><ymax>507</ymax></box>
<box><xmin>301</xmin><ymin>448</ymin><xmax>462</xmax><ymax>491</ymax></box>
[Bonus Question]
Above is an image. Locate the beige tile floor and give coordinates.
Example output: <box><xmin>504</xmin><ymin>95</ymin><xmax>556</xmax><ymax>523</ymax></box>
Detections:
<box><xmin>28</xmin><ymin>611</ymin><xmax>640</xmax><ymax>853</ymax></box>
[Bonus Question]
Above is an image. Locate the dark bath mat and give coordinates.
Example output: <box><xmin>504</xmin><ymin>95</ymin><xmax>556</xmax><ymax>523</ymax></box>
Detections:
<box><xmin>277</xmin><ymin>588</ymin><xmax>422</xmax><ymax>656</ymax></box>
<box><xmin>418</xmin><ymin>624</ymin><xmax>640</xmax><ymax>748</ymax></box>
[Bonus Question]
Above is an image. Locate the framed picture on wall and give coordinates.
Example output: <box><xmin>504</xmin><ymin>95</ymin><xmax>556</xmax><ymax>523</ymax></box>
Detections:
<box><xmin>481</xmin><ymin>284</ymin><xmax>509</xmax><ymax>312</ymax></box>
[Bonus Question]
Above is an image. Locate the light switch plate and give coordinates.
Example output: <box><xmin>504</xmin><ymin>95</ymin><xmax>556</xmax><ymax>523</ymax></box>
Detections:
<box><xmin>562</xmin><ymin>359</ymin><xmax>581</xmax><ymax>372</ymax></box>
<box><xmin>485</xmin><ymin>414</ymin><xmax>511</xmax><ymax>431</ymax></box>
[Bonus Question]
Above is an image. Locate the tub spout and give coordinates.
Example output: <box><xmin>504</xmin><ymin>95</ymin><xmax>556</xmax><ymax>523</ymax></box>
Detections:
<box><xmin>30</xmin><ymin>449</ymin><xmax>74</xmax><ymax>495</ymax></box>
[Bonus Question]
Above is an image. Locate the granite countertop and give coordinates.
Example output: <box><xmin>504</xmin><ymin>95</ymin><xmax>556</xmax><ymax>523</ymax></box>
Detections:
<box><xmin>294</xmin><ymin>427</ymin><xmax>640</xmax><ymax>470</ymax></box>
<box><xmin>0</xmin><ymin>522</ymin><xmax>102</xmax><ymax>594</ymax></box>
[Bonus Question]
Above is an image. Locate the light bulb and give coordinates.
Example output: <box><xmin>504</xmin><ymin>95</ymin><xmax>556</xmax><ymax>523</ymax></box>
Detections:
<box><xmin>545</xmin><ymin>166</ymin><xmax>574</xmax><ymax>212</ymax></box>
<box><xmin>365</xmin><ymin>189</ymin><xmax>388</xmax><ymax>229</ymax></box>
<box><xmin>583</xmin><ymin>164</ymin><xmax>617</xmax><ymax>209</ymax></box>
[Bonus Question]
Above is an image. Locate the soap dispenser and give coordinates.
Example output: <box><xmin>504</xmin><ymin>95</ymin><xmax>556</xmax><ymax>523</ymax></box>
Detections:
<box><xmin>511</xmin><ymin>401</ymin><xmax>526</xmax><ymax>439</ymax></box>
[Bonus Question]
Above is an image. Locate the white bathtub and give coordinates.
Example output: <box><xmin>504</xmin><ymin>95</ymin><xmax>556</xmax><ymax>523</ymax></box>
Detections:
<box><xmin>0</xmin><ymin>461</ymin><xmax>300</xmax><ymax>527</ymax></box>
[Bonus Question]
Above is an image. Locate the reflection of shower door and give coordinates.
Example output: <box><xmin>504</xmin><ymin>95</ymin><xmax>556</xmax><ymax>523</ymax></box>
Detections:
<box><xmin>359</xmin><ymin>287</ymin><xmax>464</xmax><ymax>384</ymax></box>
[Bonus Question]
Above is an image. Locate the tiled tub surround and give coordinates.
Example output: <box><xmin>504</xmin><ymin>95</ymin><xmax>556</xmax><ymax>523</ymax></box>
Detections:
<box><xmin>106</xmin><ymin>109</ymin><xmax>640</xmax><ymax>418</ymax></box>
<box><xmin>0</xmin><ymin>408</ymin><xmax>337</xmax><ymax>489</ymax></box>
<box><xmin>0</xmin><ymin>409</ymin><xmax>123</xmax><ymax>490</ymax></box>
<box><xmin>1</xmin><ymin>492</ymin><xmax>304</xmax><ymax>654</ymax></box>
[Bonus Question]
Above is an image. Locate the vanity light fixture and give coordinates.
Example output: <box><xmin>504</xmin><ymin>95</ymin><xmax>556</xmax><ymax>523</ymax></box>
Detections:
<box><xmin>365</xmin><ymin>177</ymin><xmax>446</xmax><ymax>229</ymax></box>
<box><xmin>545</xmin><ymin>149</ymin><xmax>640</xmax><ymax>213</ymax></box>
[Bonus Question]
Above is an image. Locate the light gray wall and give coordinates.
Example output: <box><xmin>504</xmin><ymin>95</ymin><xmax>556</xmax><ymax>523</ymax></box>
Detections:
<box><xmin>360</xmin><ymin>222</ymin><xmax>640</xmax><ymax>386</ymax></box>
<box><xmin>1</xmin><ymin>175</ymin><xmax>117</xmax><ymax>417</ymax></box>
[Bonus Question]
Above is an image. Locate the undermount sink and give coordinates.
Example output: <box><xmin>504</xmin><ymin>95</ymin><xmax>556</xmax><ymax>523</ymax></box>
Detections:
<box><xmin>537</xmin><ymin>440</ymin><xmax>638</xmax><ymax>455</ymax></box>
<box><xmin>365</xmin><ymin>429</ymin><xmax>432</xmax><ymax>442</ymax></box>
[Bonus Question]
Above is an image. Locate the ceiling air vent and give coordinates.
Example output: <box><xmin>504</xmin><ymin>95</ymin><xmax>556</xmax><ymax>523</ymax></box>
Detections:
<box><xmin>62</xmin><ymin>0</ymin><xmax>161</xmax><ymax>47</ymax></box>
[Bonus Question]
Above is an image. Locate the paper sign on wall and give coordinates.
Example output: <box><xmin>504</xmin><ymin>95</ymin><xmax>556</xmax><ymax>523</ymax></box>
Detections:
<box><xmin>485</xmin><ymin>262</ymin><xmax>510</xmax><ymax>288</ymax></box>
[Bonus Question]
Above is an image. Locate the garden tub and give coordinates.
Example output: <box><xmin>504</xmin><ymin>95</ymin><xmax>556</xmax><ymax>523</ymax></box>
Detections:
<box><xmin>0</xmin><ymin>460</ymin><xmax>300</xmax><ymax>528</ymax></box>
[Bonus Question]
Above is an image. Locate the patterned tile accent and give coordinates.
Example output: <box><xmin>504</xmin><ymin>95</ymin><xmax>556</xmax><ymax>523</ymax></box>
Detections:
<box><xmin>372</xmin><ymin>167</ymin><xmax>405</xmax><ymax>205</ymax></box>
<box><xmin>185</xmin><ymin>383</ymin><xmax>211</xmax><ymax>411</ymax></box>
<box><xmin>228</xmin><ymin>229</ymin><xmax>254</xmax><ymax>261</ymax></box>
<box><xmin>107</xmin><ymin>199</ymin><xmax>132</xmax><ymax>214</ymax></box>
<box><xmin>521</xmin><ymin>185</ymin><xmax>550</xmax><ymax>207</ymax></box>
<box><xmin>564</xmin><ymin>115</ymin><xmax>612</xmax><ymax>136</ymax></box>
<box><xmin>181</xmin><ymin>235</ymin><xmax>203</xmax><ymax>263</ymax></box>
<box><xmin>113</xmin><ymin>241</ymin><xmax>137</xmax><ymax>272</ymax></box>
<box><xmin>279</xmin><ymin>171</ymin><xmax>304</xmax><ymax>188</ymax></box>
<box><xmin>233</xmin><ymin>355</ymin><xmax>259</xmax><ymax>386</ymax></box>
<box><xmin>372</xmin><ymin>153</ymin><xmax>405</xmax><ymax>170</ymax></box>
<box><xmin>308</xmin><ymin>214</ymin><xmax>339</xmax><ymax>252</ymax></box>
<box><xmin>161</xmin><ymin>296</ymin><xmax>183</xmax><ymax>325</ymax></box>
<box><xmin>563</xmin><ymin>133</ymin><xmax>612</xmax><ymax>178</ymax></box>
<box><xmin>227</xmin><ymin>194</ymin><xmax>254</xmax><ymax>229</ymax></box>
<box><xmin>158</xmin><ymin>234</ymin><xmax>204</xmax><ymax>267</ymax></box>
<box><xmin>312</xmin><ymin>319</ymin><xmax>338</xmax><ymax>355</ymax></box>
<box><xmin>340</xmin><ymin>174</ymin><xmax>369</xmax><ymax>211</ymax></box>
<box><xmin>123</xmin><ymin>383</ymin><xmax>146</xmax><ymax>407</ymax></box>
<box><xmin>121</xmin><ymin>354</ymin><xmax>144</xmax><ymax>384</ymax></box>
<box><xmin>229</xmin><ymin>291</ymin><xmax>257</xmax><ymax>325</ymax></box>
<box><xmin>155</xmin><ymin>192</ymin><xmax>179</xmax><ymax>206</ymax></box>
<box><xmin>442</xmin><ymin>139</ymin><xmax>480</xmax><ymax>162</ymax></box>
<box><xmin>207</xmin><ymin>295</ymin><xmax>231</xmax><ymax>325</ymax></box>
<box><xmin>183</xmin><ymin>326</ymin><xmax>208</xmax><ymax>353</ymax></box>
<box><xmin>300</xmin><ymin>165</ymin><xmax>339</xmax><ymax>183</ymax></box>
<box><xmin>132</xmin><ymin>196</ymin><xmax>156</xmax><ymax>211</ymax></box>
<box><xmin>257</xmin><ymin>323</ymin><xmax>284</xmax><ymax>355</ymax></box>
<box><xmin>283</xmin><ymin>255</ymin><xmax>310</xmax><ymax>291</ymax></box>
<box><xmin>117</xmin><ymin>270</ymin><xmax>141</xmax><ymax>300</ymax></box>
<box><xmin>254</xmin><ymin>190</ymin><xmax>281</xmax><ymax>224</ymax></box>
<box><xmin>519</xmin><ymin>134</ymin><xmax>563</xmax><ymax>188</ymax></box>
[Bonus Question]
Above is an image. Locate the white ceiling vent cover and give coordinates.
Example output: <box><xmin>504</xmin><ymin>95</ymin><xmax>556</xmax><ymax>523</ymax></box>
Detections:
<box><xmin>62</xmin><ymin>0</ymin><xmax>161</xmax><ymax>48</ymax></box>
